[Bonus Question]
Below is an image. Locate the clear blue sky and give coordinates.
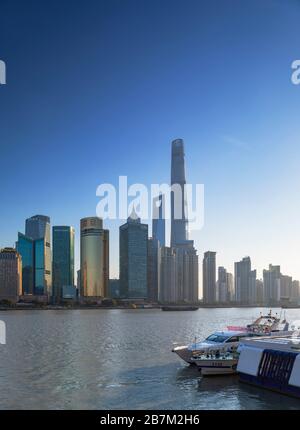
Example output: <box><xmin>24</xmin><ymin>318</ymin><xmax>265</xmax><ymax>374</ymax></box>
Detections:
<box><xmin>1</xmin><ymin>0</ymin><xmax>300</xmax><ymax>291</ymax></box>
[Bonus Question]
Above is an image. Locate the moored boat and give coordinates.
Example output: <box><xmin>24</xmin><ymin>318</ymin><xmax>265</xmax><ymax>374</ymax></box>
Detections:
<box><xmin>172</xmin><ymin>310</ymin><xmax>290</xmax><ymax>365</ymax></box>
<box><xmin>162</xmin><ymin>306</ymin><xmax>199</xmax><ymax>311</ymax></box>
<box><xmin>237</xmin><ymin>334</ymin><xmax>300</xmax><ymax>398</ymax></box>
<box><xmin>173</xmin><ymin>330</ymin><xmax>251</xmax><ymax>364</ymax></box>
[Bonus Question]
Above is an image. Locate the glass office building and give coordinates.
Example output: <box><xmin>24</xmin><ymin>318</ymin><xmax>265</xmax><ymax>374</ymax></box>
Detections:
<box><xmin>52</xmin><ymin>226</ymin><xmax>75</xmax><ymax>301</ymax></box>
<box><xmin>16</xmin><ymin>233</ymin><xmax>34</xmax><ymax>294</ymax></box>
<box><xmin>16</xmin><ymin>215</ymin><xmax>51</xmax><ymax>296</ymax></box>
<box><xmin>80</xmin><ymin>217</ymin><xmax>109</xmax><ymax>298</ymax></box>
<box><xmin>119</xmin><ymin>212</ymin><xmax>148</xmax><ymax>299</ymax></box>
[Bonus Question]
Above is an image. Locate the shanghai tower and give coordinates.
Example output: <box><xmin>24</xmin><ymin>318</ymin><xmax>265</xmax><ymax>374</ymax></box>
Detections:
<box><xmin>171</xmin><ymin>138</ymin><xmax>189</xmax><ymax>247</ymax></box>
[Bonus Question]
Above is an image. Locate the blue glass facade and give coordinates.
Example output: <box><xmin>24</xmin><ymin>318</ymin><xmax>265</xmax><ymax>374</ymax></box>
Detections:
<box><xmin>16</xmin><ymin>214</ymin><xmax>52</xmax><ymax>296</ymax></box>
<box><xmin>120</xmin><ymin>215</ymin><xmax>148</xmax><ymax>298</ymax></box>
<box><xmin>34</xmin><ymin>239</ymin><xmax>45</xmax><ymax>295</ymax></box>
<box><xmin>16</xmin><ymin>233</ymin><xmax>34</xmax><ymax>294</ymax></box>
<box><xmin>52</xmin><ymin>226</ymin><xmax>75</xmax><ymax>301</ymax></box>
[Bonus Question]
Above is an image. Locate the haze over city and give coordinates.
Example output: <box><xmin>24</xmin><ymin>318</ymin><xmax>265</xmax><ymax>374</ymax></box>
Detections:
<box><xmin>1</xmin><ymin>0</ymin><xmax>300</xmax><ymax>293</ymax></box>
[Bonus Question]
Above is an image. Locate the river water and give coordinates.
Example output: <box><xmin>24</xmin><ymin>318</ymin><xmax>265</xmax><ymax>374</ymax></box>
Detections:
<box><xmin>0</xmin><ymin>307</ymin><xmax>300</xmax><ymax>410</ymax></box>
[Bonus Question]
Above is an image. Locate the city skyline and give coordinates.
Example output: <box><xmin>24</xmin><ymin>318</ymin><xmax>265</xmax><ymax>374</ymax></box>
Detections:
<box><xmin>1</xmin><ymin>1</ymin><xmax>300</xmax><ymax>292</ymax></box>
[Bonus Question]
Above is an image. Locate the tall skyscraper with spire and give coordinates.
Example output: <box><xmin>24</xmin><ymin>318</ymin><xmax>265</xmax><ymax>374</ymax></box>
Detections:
<box><xmin>171</xmin><ymin>139</ymin><xmax>188</xmax><ymax>247</ymax></box>
<box><xmin>158</xmin><ymin>138</ymin><xmax>199</xmax><ymax>303</ymax></box>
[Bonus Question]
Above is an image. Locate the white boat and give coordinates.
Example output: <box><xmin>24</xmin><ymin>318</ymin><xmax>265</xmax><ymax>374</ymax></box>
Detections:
<box><xmin>191</xmin><ymin>351</ymin><xmax>238</xmax><ymax>376</ymax></box>
<box><xmin>172</xmin><ymin>310</ymin><xmax>290</xmax><ymax>365</ymax></box>
<box><xmin>173</xmin><ymin>330</ymin><xmax>252</xmax><ymax>364</ymax></box>
<box><xmin>237</xmin><ymin>333</ymin><xmax>300</xmax><ymax>398</ymax></box>
<box><xmin>245</xmin><ymin>310</ymin><xmax>289</xmax><ymax>334</ymax></box>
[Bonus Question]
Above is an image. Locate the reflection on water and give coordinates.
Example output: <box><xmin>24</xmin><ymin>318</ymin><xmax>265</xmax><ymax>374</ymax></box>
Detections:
<box><xmin>0</xmin><ymin>308</ymin><xmax>299</xmax><ymax>409</ymax></box>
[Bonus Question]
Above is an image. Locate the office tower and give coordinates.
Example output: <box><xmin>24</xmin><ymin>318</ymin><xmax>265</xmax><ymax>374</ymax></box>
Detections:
<box><xmin>147</xmin><ymin>238</ymin><xmax>161</xmax><ymax>302</ymax></box>
<box><xmin>80</xmin><ymin>217</ymin><xmax>109</xmax><ymax>298</ymax></box>
<box><xmin>52</xmin><ymin>226</ymin><xmax>75</xmax><ymax>302</ymax></box>
<box><xmin>159</xmin><ymin>246</ymin><xmax>177</xmax><ymax>303</ymax></box>
<box><xmin>203</xmin><ymin>251</ymin><xmax>216</xmax><ymax>304</ymax></box>
<box><xmin>26</xmin><ymin>215</ymin><xmax>51</xmax><ymax>295</ymax></box>
<box><xmin>0</xmin><ymin>248</ymin><xmax>22</xmax><ymax>303</ymax></box>
<box><xmin>169</xmin><ymin>139</ymin><xmax>199</xmax><ymax>303</ymax></box>
<box><xmin>263</xmin><ymin>264</ymin><xmax>281</xmax><ymax>305</ymax></box>
<box><xmin>16</xmin><ymin>214</ymin><xmax>51</xmax><ymax>296</ymax></box>
<box><xmin>217</xmin><ymin>266</ymin><xmax>230</xmax><ymax>303</ymax></box>
<box><xmin>152</xmin><ymin>194</ymin><xmax>165</xmax><ymax>247</ymax></box>
<box><xmin>119</xmin><ymin>211</ymin><xmax>148</xmax><ymax>298</ymax></box>
<box><xmin>171</xmin><ymin>138</ymin><xmax>188</xmax><ymax>247</ymax></box>
<box><xmin>16</xmin><ymin>233</ymin><xmax>34</xmax><ymax>294</ymax></box>
<box><xmin>280</xmin><ymin>274</ymin><xmax>292</xmax><ymax>302</ymax></box>
<box><xmin>234</xmin><ymin>256</ymin><xmax>256</xmax><ymax>305</ymax></box>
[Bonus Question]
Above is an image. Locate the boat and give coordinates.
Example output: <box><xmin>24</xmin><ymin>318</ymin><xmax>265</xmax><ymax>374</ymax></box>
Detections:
<box><xmin>191</xmin><ymin>351</ymin><xmax>239</xmax><ymax>376</ymax></box>
<box><xmin>245</xmin><ymin>310</ymin><xmax>289</xmax><ymax>334</ymax></box>
<box><xmin>237</xmin><ymin>334</ymin><xmax>300</xmax><ymax>398</ymax></box>
<box><xmin>172</xmin><ymin>310</ymin><xmax>290</xmax><ymax>365</ymax></box>
<box><xmin>162</xmin><ymin>306</ymin><xmax>199</xmax><ymax>311</ymax></box>
<box><xmin>173</xmin><ymin>330</ymin><xmax>252</xmax><ymax>364</ymax></box>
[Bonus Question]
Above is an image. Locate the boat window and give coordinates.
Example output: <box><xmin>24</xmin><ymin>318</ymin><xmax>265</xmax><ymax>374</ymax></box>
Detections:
<box><xmin>226</xmin><ymin>336</ymin><xmax>239</xmax><ymax>343</ymax></box>
<box><xmin>205</xmin><ymin>334</ymin><xmax>230</xmax><ymax>343</ymax></box>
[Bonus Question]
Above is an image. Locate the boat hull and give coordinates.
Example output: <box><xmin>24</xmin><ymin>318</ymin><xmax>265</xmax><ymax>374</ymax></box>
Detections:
<box><xmin>172</xmin><ymin>346</ymin><xmax>194</xmax><ymax>364</ymax></box>
<box><xmin>192</xmin><ymin>358</ymin><xmax>238</xmax><ymax>375</ymax></box>
<box><xmin>201</xmin><ymin>366</ymin><xmax>237</xmax><ymax>376</ymax></box>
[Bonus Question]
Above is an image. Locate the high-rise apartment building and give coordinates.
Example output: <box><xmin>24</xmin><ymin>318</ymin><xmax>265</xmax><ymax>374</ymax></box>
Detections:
<box><xmin>235</xmin><ymin>257</ymin><xmax>256</xmax><ymax>305</ymax></box>
<box><xmin>203</xmin><ymin>251</ymin><xmax>216</xmax><ymax>304</ymax></box>
<box><xmin>159</xmin><ymin>246</ymin><xmax>177</xmax><ymax>303</ymax></box>
<box><xmin>263</xmin><ymin>264</ymin><xmax>281</xmax><ymax>305</ymax></box>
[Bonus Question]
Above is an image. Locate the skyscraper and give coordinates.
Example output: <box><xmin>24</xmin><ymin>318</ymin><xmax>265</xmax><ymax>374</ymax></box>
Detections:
<box><xmin>203</xmin><ymin>251</ymin><xmax>216</xmax><ymax>304</ymax></box>
<box><xmin>217</xmin><ymin>266</ymin><xmax>230</xmax><ymax>303</ymax></box>
<box><xmin>171</xmin><ymin>139</ymin><xmax>188</xmax><ymax>247</ymax></box>
<box><xmin>80</xmin><ymin>217</ymin><xmax>109</xmax><ymax>298</ymax></box>
<box><xmin>280</xmin><ymin>274</ymin><xmax>292</xmax><ymax>302</ymax></box>
<box><xmin>169</xmin><ymin>138</ymin><xmax>199</xmax><ymax>303</ymax></box>
<box><xmin>263</xmin><ymin>264</ymin><xmax>281</xmax><ymax>305</ymax></box>
<box><xmin>26</xmin><ymin>215</ymin><xmax>51</xmax><ymax>296</ymax></box>
<box><xmin>235</xmin><ymin>256</ymin><xmax>257</xmax><ymax>304</ymax></box>
<box><xmin>0</xmin><ymin>248</ymin><xmax>22</xmax><ymax>303</ymax></box>
<box><xmin>52</xmin><ymin>226</ymin><xmax>75</xmax><ymax>302</ymax></box>
<box><xmin>16</xmin><ymin>215</ymin><xmax>51</xmax><ymax>296</ymax></box>
<box><xmin>119</xmin><ymin>211</ymin><xmax>148</xmax><ymax>299</ymax></box>
<box><xmin>147</xmin><ymin>237</ymin><xmax>161</xmax><ymax>302</ymax></box>
<box><xmin>152</xmin><ymin>194</ymin><xmax>166</xmax><ymax>247</ymax></box>
<box><xmin>16</xmin><ymin>233</ymin><xmax>34</xmax><ymax>294</ymax></box>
